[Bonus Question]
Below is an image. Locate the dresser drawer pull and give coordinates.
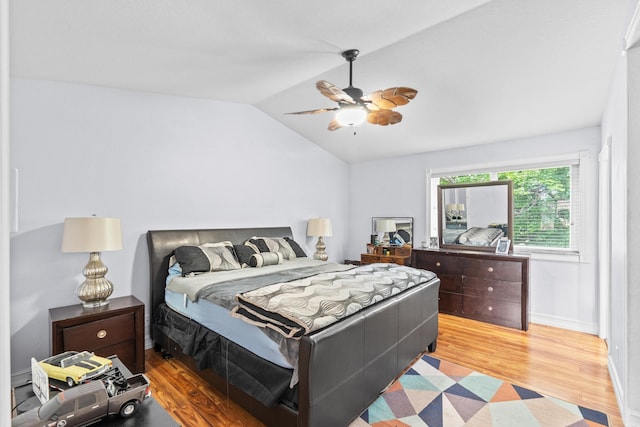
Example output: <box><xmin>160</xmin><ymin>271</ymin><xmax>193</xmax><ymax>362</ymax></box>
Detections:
<box><xmin>97</xmin><ymin>329</ymin><xmax>107</xmax><ymax>339</ymax></box>
<box><xmin>436</xmin><ymin>262</ymin><xmax>441</xmax><ymax>267</ymax></box>
<box><xmin>487</xmin><ymin>306</ymin><xmax>493</xmax><ymax>311</ymax></box>
<box><xmin>487</xmin><ymin>286</ymin><xmax>494</xmax><ymax>292</ymax></box>
<box><xmin>487</xmin><ymin>267</ymin><xmax>494</xmax><ymax>272</ymax></box>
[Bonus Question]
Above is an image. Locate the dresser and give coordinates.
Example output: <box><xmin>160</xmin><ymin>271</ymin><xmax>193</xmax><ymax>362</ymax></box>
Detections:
<box><xmin>361</xmin><ymin>244</ymin><xmax>411</xmax><ymax>265</ymax></box>
<box><xmin>412</xmin><ymin>249</ymin><xmax>529</xmax><ymax>330</ymax></box>
<box><xmin>50</xmin><ymin>295</ymin><xmax>145</xmax><ymax>373</ymax></box>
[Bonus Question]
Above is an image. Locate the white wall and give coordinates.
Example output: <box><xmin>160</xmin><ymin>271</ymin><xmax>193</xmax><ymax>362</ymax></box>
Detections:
<box><xmin>626</xmin><ymin>45</ymin><xmax>640</xmax><ymax>427</ymax></box>
<box><xmin>601</xmin><ymin>8</ymin><xmax>640</xmax><ymax>423</ymax></box>
<box><xmin>348</xmin><ymin>127</ymin><xmax>601</xmax><ymax>333</ymax></box>
<box><xmin>9</xmin><ymin>78</ymin><xmax>349</xmax><ymax>373</ymax></box>
<box><xmin>601</xmin><ymin>41</ymin><xmax>629</xmax><ymax>423</ymax></box>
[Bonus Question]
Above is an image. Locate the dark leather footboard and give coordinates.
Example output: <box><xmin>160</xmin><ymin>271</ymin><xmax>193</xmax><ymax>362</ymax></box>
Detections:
<box><xmin>297</xmin><ymin>276</ymin><xmax>439</xmax><ymax>427</ymax></box>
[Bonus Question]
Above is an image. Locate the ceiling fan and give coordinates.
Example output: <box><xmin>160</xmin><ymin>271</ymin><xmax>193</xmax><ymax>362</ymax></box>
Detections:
<box><xmin>287</xmin><ymin>49</ymin><xmax>417</xmax><ymax>131</ymax></box>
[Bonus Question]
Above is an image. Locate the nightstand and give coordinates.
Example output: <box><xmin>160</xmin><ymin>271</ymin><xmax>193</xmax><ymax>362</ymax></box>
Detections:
<box><xmin>50</xmin><ymin>295</ymin><xmax>145</xmax><ymax>373</ymax></box>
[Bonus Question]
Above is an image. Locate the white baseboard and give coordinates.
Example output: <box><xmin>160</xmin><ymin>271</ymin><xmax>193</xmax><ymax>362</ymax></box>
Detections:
<box><xmin>609</xmin><ymin>365</ymin><xmax>640</xmax><ymax>427</ymax></box>
<box><xmin>530</xmin><ymin>312</ymin><xmax>598</xmax><ymax>335</ymax></box>
<box><xmin>608</xmin><ymin>354</ymin><xmax>627</xmax><ymax>424</ymax></box>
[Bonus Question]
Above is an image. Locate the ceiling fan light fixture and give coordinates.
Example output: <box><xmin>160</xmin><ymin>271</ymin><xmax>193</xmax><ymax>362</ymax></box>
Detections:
<box><xmin>335</xmin><ymin>105</ymin><xmax>367</xmax><ymax>127</ymax></box>
<box><xmin>287</xmin><ymin>49</ymin><xmax>417</xmax><ymax>131</ymax></box>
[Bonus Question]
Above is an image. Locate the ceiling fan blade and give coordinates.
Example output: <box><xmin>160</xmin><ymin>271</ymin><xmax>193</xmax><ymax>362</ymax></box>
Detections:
<box><xmin>316</xmin><ymin>80</ymin><xmax>356</xmax><ymax>104</ymax></box>
<box><xmin>367</xmin><ymin>109</ymin><xmax>403</xmax><ymax>126</ymax></box>
<box><xmin>365</xmin><ymin>87</ymin><xmax>418</xmax><ymax>110</ymax></box>
<box><xmin>328</xmin><ymin>118</ymin><xmax>343</xmax><ymax>131</ymax></box>
<box><xmin>286</xmin><ymin>107</ymin><xmax>339</xmax><ymax>115</ymax></box>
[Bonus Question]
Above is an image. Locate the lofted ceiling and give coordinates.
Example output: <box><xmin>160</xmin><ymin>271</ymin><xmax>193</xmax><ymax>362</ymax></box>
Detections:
<box><xmin>10</xmin><ymin>0</ymin><xmax>632</xmax><ymax>163</ymax></box>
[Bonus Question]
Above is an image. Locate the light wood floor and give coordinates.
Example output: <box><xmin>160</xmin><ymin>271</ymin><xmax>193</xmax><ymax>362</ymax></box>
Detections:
<box><xmin>145</xmin><ymin>314</ymin><xmax>623</xmax><ymax>426</ymax></box>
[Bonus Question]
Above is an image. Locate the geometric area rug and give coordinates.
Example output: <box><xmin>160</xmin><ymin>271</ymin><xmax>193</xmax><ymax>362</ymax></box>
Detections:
<box><xmin>350</xmin><ymin>354</ymin><xmax>609</xmax><ymax>427</ymax></box>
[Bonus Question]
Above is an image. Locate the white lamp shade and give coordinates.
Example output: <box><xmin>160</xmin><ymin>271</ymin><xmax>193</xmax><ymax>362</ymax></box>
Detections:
<box><xmin>62</xmin><ymin>217</ymin><xmax>123</xmax><ymax>253</ymax></box>
<box><xmin>456</xmin><ymin>204</ymin><xmax>465</xmax><ymax>211</ymax></box>
<box><xmin>376</xmin><ymin>219</ymin><xmax>396</xmax><ymax>233</ymax></box>
<box><xmin>335</xmin><ymin>105</ymin><xmax>367</xmax><ymax>127</ymax></box>
<box><xmin>307</xmin><ymin>218</ymin><xmax>333</xmax><ymax>237</ymax></box>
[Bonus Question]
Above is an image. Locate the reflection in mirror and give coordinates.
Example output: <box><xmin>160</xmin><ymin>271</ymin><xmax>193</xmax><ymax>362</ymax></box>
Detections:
<box><xmin>372</xmin><ymin>217</ymin><xmax>413</xmax><ymax>247</ymax></box>
<box><xmin>438</xmin><ymin>181</ymin><xmax>513</xmax><ymax>252</ymax></box>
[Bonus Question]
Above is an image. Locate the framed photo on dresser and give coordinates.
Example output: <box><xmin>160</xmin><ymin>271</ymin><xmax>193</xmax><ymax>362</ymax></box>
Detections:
<box><xmin>495</xmin><ymin>237</ymin><xmax>510</xmax><ymax>255</ymax></box>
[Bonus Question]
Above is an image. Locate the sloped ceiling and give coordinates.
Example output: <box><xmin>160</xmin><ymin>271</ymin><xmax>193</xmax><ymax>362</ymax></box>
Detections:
<box><xmin>10</xmin><ymin>0</ymin><xmax>631</xmax><ymax>163</ymax></box>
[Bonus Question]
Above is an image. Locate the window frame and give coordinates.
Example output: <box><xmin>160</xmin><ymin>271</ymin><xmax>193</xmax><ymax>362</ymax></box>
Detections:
<box><xmin>426</xmin><ymin>151</ymin><xmax>589</xmax><ymax>262</ymax></box>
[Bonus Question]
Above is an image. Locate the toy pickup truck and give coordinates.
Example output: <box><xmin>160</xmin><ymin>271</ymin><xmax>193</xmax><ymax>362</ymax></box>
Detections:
<box><xmin>11</xmin><ymin>372</ymin><xmax>151</xmax><ymax>427</ymax></box>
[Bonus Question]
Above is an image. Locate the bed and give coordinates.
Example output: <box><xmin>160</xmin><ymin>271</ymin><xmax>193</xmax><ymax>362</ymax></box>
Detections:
<box><xmin>147</xmin><ymin>226</ymin><xmax>440</xmax><ymax>427</ymax></box>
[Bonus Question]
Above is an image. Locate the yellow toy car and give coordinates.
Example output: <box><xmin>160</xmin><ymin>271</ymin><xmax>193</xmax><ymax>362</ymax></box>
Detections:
<box><xmin>38</xmin><ymin>351</ymin><xmax>113</xmax><ymax>387</ymax></box>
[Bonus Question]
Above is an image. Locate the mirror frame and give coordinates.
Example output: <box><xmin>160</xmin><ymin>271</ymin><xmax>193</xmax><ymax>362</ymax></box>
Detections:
<box><xmin>371</xmin><ymin>217</ymin><xmax>414</xmax><ymax>247</ymax></box>
<box><xmin>437</xmin><ymin>180</ymin><xmax>513</xmax><ymax>253</ymax></box>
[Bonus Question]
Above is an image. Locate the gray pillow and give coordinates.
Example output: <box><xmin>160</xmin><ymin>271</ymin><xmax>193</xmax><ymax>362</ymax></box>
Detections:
<box><xmin>249</xmin><ymin>252</ymin><xmax>283</xmax><ymax>267</ymax></box>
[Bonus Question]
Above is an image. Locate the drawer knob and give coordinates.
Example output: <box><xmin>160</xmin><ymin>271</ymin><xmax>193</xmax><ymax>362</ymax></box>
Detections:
<box><xmin>487</xmin><ymin>267</ymin><xmax>494</xmax><ymax>272</ymax></box>
<box><xmin>436</xmin><ymin>262</ymin><xmax>441</xmax><ymax>267</ymax></box>
<box><xmin>488</xmin><ymin>306</ymin><xmax>493</xmax><ymax>311</ymax></box>
<box><xmin>97</xmin><ymin>329</ymin><xmax>107</xmax><ymax>339</ymax></box>
<box><xmin>488</xmin><ymin>286</ymin><xmax>494</xmax><ymax>292</ymax></box>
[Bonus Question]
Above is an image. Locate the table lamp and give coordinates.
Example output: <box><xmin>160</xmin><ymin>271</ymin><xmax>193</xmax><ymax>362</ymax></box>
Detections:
<box><xmin>307</xmin><ymin>218</ymin><xmax>332</xmax><ymax>261</ymax></box>
<box><xmin>62</xmin><ymin>217</ymin><xmax>123</xmax><ymax>308</ymax></box>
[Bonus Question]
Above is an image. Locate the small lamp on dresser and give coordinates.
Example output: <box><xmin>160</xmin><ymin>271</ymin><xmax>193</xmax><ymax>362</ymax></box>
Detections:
<box><xmin>307</xmin><ymin>217</ymin><xmax>332</xmax><ymax>261</ymax></box>
<box><xmin>61</xmin><ymin>216</ymin><xmax>123</xmax><ymax>308</ymax></box>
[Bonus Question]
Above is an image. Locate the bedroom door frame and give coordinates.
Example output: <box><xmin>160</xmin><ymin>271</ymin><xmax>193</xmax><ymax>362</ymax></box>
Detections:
<box><xmin>0</xmin><ymin>0</ymin><xmax>12</xmax><ymax>424</ymax></box>
<box><xmin>598</xmin><ymin>137</ymin><xmax>612</xmax><ymax>341</ymax></box>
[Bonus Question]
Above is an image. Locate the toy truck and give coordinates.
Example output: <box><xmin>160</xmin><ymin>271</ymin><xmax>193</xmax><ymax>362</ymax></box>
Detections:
<box><xmin>11</xmin><ymin>372</ymin><xmax>151</xmax><ymax>427</ymax></box>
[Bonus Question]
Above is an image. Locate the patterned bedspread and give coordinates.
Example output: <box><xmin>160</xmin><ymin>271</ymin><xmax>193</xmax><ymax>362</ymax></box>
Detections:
<box><xmin>231</xmin><ymin>263</ymin><xmax>437</xmax><ymax>339</ymax></box>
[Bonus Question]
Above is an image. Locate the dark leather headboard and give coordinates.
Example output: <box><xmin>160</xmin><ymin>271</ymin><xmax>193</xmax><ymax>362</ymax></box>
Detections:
<box><xmin>146</xmin><ymin>226</ymin><xmax>293</xmax><ymax>337</ymax></box>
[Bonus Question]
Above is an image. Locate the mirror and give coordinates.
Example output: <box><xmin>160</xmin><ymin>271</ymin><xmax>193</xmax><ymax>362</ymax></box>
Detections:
<box><xmin>438</xmin><ymin>181</ymin><xmax>513</xmax><ymax>252</ymax></box>
<box><xmin>372</xmin><ymin>217</ymin><xmax>413</xmax><ymax>246</ymax></box>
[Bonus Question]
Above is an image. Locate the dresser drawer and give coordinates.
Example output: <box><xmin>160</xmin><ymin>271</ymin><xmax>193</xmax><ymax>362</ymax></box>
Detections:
<box><xmin>462</xmin><ymin>295</ymin><xmax>522</xmax><ymax>329</ymax></box>
<box><xmin>439</xmin><ymin>292</ymin><xmax>462</xmax><ymax>314</ymax></box>
<box><xmin>413</xmin><ymin>252</ymin><xmax>465</xmax><ymax>275</ymax></box>
<box><xmin>361</xmin><ymin>254</ymin><xmax>409</xmax><ymax>265</ymax></box>
<box><xmin>463</xmin><ymin>277</ymin><xmax>521</xmax><ymax>302</ymax></box>
<box><xmin>439</xmin><ymin>274</ymin><xmax>463</xmax><ymax>293</ymax></box>
<box><xmin>62</xmin><ymin>312</ymin><xmax>135</xmax><ymax>352</ymax></box>
<box><xmin>463</xmin><ymin>258</ymin><xmax>522</xmax><ymax>282</ymax></box>
<box><xmin>360</xmin><ymin>254</ymin><xmax>378</xmax><ymax>264</ymax></box>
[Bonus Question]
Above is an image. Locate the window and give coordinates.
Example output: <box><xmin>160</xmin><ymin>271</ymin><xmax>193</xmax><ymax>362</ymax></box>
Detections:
<box><xmin>429</xmin><ymin>152</ymin><xmax>587</xmax><ymax>258</ymax></box>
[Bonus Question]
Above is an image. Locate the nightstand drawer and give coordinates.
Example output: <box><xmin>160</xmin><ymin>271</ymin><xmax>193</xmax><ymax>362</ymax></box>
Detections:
<box><xmin>63</xmin><ymin>312</ymin><xmax>135</xmax><ymax>351</ymax></box>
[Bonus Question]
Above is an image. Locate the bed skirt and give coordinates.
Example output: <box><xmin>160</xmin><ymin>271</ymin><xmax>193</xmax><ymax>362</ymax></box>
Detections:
<box><xmin>153</xmin><ymin>303</ymin><xmax>297</xmax><ymax>408</ymax></box>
